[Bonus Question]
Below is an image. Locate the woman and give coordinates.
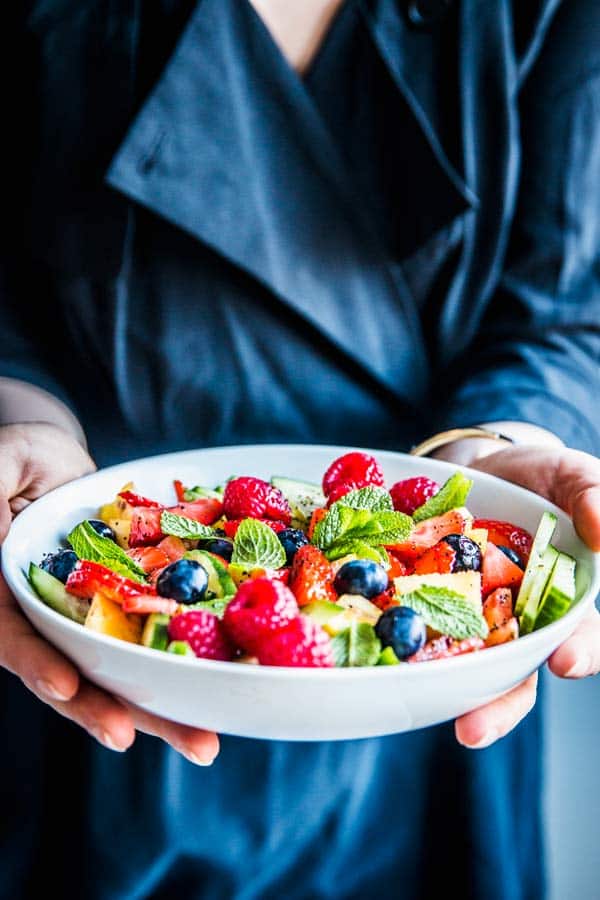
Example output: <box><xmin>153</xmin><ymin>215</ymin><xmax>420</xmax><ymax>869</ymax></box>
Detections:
<box><xmin>1</xmin><ymin>1</ymin><xmax>599</xmax><ymax>897</ymax></box>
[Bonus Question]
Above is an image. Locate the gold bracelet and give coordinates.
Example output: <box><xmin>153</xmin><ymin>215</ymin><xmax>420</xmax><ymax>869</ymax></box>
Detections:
<box><xmin>410</xmin><ymin>427</ymin><xmax>515</xmax><ymax>458</ymax></box>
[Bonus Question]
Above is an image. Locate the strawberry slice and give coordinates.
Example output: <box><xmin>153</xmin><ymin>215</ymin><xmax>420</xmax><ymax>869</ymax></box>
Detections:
<box><xmin>288</xmin><ymin>545</ymin><xmax>337</xmax><ymax>607</ymax></box>
<box><xmin>118</xmin><ymin>491</ymin><xmax>163</xmax><ymax>509</ymax></box>
<box><xmin>168</xmin><ymin>498</ymin><xmax>223</xmax><ymax>524</ymax></box>
<box><xmin>413</xmin><ymin>541</ymin><xmax>456</xmax><ymax>575</ymax></box>
<box><xmin>129</xmin><ymin>497</ymin><xmax>224</xmax><ymax>547</ymax></box>
<box><xmin>482</xmin><ymin>587</ymin><xmax>514</xmax><ymax>630</ymax></box>
<box><xmin>121</xmin><ymin>595</ymin><xmax>178</xmax><ymax>615</ymax></box>
<box><xmin>407</xmin><ymin>635</ymin><xmax>485</xmax><ymax>662</ymax></box>
<box><xmin>481</xmin><ymin>542</ymin><xmax>524</xmax><ymax>597</ymax></box>
<box><xmin>66</xmin><ymin>560</ymin><xmax>153</xmax><ymax>603</ymax></box>
<box><xmin>472</xmin><ymin>519</ymin><xmax>532</xmax><ymax>564</ymax></box>
<box><xmin>387</xmin><ymin>509</ymin><xmax>470</xmax><ymax>561</ymax></box>
<box><xmin>157</xmin><ymin>536</ymin><xmax>187</xmax><ymax>562</ymax></box>
<box><xmin>308</xmin><ymin>508</ymin><xmax>327</xmax><ymax>541</ymax></box>
<box><xmin>173</xmin><ymin>480</ymin><xmax>186</xmax><ymax>502</ymax></box>
<box><xmin>126</xmin><ymin>546</ymin><xmax>171</xmax><ymax>574</ymax></box>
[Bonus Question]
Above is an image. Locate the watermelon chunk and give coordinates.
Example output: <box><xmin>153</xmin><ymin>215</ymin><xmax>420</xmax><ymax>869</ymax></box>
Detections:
<box><xmin>481</xmin><ymin>542</ymin><xmax>524</xmax><ymax>597</ymax></box>
<box><xmin>387</xmin><ymin>509</ymin><xmax>470</xmax><ymax>561</ymax></box>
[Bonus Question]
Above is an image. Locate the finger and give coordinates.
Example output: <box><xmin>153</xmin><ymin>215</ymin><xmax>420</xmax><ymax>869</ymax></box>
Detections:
<box><xmin>455</xmin><ymin>672</ymin><xmax>538</xmax><ymax>749</ymax></box>
<box><xmin>26</xmin><ymin>677</ymin><xmax>136</xmax><ymax>751</ymax></box>
<box><xmin>547</xmin><ymin>607</ymin><xmax>600</xmax><ymax>678</ymax></box>
<box><xmin>123</xmin><ymin>702</ymin><xmax>220</xmax><ymax>766</ymax></box>
<box><xmin>0</xmin><ymin>578</ymin><xmax>80</xmax><ymax>702</ymax></box>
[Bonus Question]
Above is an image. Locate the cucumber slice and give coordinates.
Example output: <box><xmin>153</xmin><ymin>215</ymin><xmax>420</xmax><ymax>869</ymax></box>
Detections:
<box><xmin>514</xmin><ymin>512</ymin><xmax>557</xmax><ymax>618</ymax></box>
<box><xmin>28</xmin><ymin>563</ymin><xmax>89</xmax><ymax>624</ymax></box>
<box><xmin>533</xmin><ymin>552</ymin><xmax>576</xmax><ymax>631</ymax></box>
<box><xmin>518</xmin><ymin>545</ymin><xmax>558</xmax><ymax>635</ymax></box>
<box><xmin>271</xmin><ymin>476</ymin><xmax>325</xmax><ymax>527</ymax></box>
<box><xmin>184</xmin><ymin>549</ymin><xmax>235</xmax><ymax>599</ymax></box>
<box><xmin>141</xmin><ymin>613</ymin><xmax>170</xmax><ymax>651</ymax></box>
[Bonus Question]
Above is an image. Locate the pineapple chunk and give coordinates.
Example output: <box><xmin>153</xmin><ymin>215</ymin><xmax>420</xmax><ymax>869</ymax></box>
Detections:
<box><xmin>393</xmin><ymin>572</ymin><xmax>482</xmax><ymax>611</ymax></box>
<box><xmin>85</xmin><ymin>593</ymin><xmax>143</xmax><ymax>643</ymax></box>
<box><xmin>336</xmin><ymin>594</ymin><xmax>381</xmax><ymax>625</ymax></box>
<box><xmin>466</xmin><ymin>528</ymin><xmax>488</xmax><ymax>555</ymax></box>
<box><xmin>98</xmin><ymin>482</ymin><xmax>135</xmax><ymax>548</ymax></box>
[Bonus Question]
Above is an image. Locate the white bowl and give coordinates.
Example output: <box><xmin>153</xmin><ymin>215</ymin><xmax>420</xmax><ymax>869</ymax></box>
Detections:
<box><xmin>2</xmin><ymin>444</ymin><xmax>599</xmax><ymax>741</ymax></box>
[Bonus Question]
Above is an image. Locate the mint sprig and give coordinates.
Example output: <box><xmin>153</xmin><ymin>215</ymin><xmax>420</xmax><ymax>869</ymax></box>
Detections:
<box><xmin>331</xmin><ymin>622</ymin><xmax>382</xmax><ymax>667</ymax></box>
<box><xmin>160</xmin><ymin>511</ymin><xmax>217</xmax><ymax>541</ymax></box>
<box><xmin>399</xmin><ymin>586</ymin><xmax>488</xmax><ymax>640</ymax></box>
<box><xmin>68</xmin><ymin>521</ymin><xmax>147</xmax><ymax>583</ymax></box>
<box><xmin>313</xmin><ymin>503</ymin><xmax>412</xmax><ymax>561</ymax></box>
<box><xmin>412</xmin><ymin>472</ymin><xmax>473</xmax><ymax>522</ymax></box>
<box><xmin>337</xmin><ymin>486</ymin><xmax>393</xmax><ymax>512</ymax></box>
<box><xmin>231</xmin><ymin>519</ymin><xmax>286</xmax><ymax>569</ymax></box>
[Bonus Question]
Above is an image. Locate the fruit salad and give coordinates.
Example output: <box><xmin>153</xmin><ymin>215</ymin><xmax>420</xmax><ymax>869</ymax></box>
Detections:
<box><xmin>28</xmin><ymin>452</ymin><xmax>578</xmax><ymax>668</ymax></box>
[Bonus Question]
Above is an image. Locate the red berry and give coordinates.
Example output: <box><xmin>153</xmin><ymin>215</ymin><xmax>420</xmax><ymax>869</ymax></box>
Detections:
<box><xmin>223</xmin><ymin>518</ymin><xmax>287</xmax><ymax>538</ymax></box>
<box><xmin>322</xmin><ymin>452</ymin><xmax>385</xmax><ymax>498</ymax></box>
<box><xmin>407</xmin><ymin>635</ymin><xmax>485</xmax><ymax>663</ymax></box>
<box><xmin>325</xmin><ymin>480</ymin><xmax>362</xmax><ymax>506</ymax></box>
<box><xmin>255</xmin><ymin>616</ymin><xmax>335</xmax><ymax>667</ymax></box>
<box><xmin>168</xmin><ymin>610</ymin><xmax>235</xmax><ymax>661</ymax></box>
<box><xmin>223</xmin><ymin>477</ymin><xmax>291</xmax><ymax>524</ymax></box>
<box><xmin>472</xmin><ymin>519</ymin><xmax>533</xmax><ymax>563</ymax></box>
<box><xmin>389</xmin><ymin>477</ymin><xmax>440</xmax><ymax>516</ymax></box>
<box><xmin>413</xmin><ymin>541</ymin><xmax>456</xmax><ymax>575</ymax></box>
<box><xmin>288</xmin><ymin>544</ymin><xmax>337</xmax><ymax>607</ymax></box>
<box><xmin>481</xmin><ymin>542</ymin><xmax>524</xmax><ymax>597</ymax></box>
<box><xmin>223</xmin><ymin>577</ymin><xmax>299</xmax><ymax>652</ymax></box>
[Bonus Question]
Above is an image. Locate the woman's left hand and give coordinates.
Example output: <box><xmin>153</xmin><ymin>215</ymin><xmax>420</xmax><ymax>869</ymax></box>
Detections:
<box><xmin>450</xmin><ymin>444</ymin><xmax>600</xmax><ymax>748</ymax></box>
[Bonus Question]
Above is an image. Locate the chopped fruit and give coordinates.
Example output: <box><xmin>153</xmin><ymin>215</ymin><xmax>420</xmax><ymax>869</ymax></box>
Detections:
<box><xmin>223</xmin><ymin>518</ymin><xmax>287</xmax><ymax>538</ymax></box>
<box><xmin>472</xmin><ymin>519</ymin><xmax>533</xmax><ymax>564</ymax></box>
<box><xmin>336</xmin><ymin>593</ymin><xmax>381</xmax><ymax>625</ymax></box>
<box><xmin>390</xmin><ymin>477</ymin><xmax>439</xmax><ymax>516</ymax></box>
<box><xmin>121</xmin><ymin>595</ymin><xmax>178</xmax><ymax>615</ymax></box>
<box><xmin>308</xmin><ymin>507</ymin><xmax>327</xmax><ymax>540</ymax></box>
<box><xmin>88</xmin><ymin>519</ymin><xmax>117</xmax><ymax>542</ymax></box>
<box><xmin>66</xmin><ymin>560</ymin><xmax>153</xmax><ymax>605</ymax></box>
<box><xmin>387</xmin><ymin>509</ymin><xmax>470</xmax><ymax>561</ymax></box>
<box><xmin>118</xmin><ymin>490</ymin><xmax>162</xmax><ymax>508</ymax></box>
<box><xmin>371</xmin><ymin>588</ymin><xmax>397</xmax><ymax>611</ymax></box>
<box><xmin>223</xmin><ymin>577</ymin><xmax>299</xmax><ymax>652</ymax></box>
<box><xmin>482</xmin><ymin>587</ymin><xmax>514</xmax><ymax>630</ymax></box>
<box><xmin>387</xmin><ymin>554</ymin><xmax>410</xmax><ymax>579</ymax></box>
<box><xmin>322</xmin><ymin>452</ymin><xmax>385</xmax><ymax>498</ymax></box>
<box><xmin>288</xmin><ymin>545</ymin><xmax>337</xmax><ymax>607</ymax></box>
<box><xmin>481</xmin><ymin>542</ymin><xmax>524</xmax><ymax>597</ymax></box>
<box><xmin>129</xmin><ymin>507</ymin><xmax>163</xmax><ymax>546</ymax></box>
<box><xmin>200</xmin><ymin>538</ymin><xmax>234</xmax><ymax>562</ymax></box>
<box><xmin>485</xmin><ymin>617</ymin><xmax>519</xmax><ymax>647</ymax></box>
<box><xmin>167</xmin><ymin>498</ymin><xmax>224</xmax><ymax>525</ymax></box>
<box><xmin>375</xmin><ymin>606</ymin><xmax>426</xmax><ymax>660</ymax></box>
<box><xmin>156</xmin><ymin>559</ymin><xmax>209</xmax><ymax>604</ymax></box>
<box><xmin>466</xmin><ymin>528</ymin><xmax>488</xmax><ymax>555</ymax></box>
<box><xmin>497</xmin><ymin>545</ymin><xmax>524</xmax><ymax>569</ymax></box>
<box><xmin>413</xmin><ymin>542</ymin><xmax>456</xmax><ymax>575</ymax></box>
<box><xmin>393</xmin><ymin>572</ymin><xmax>483</xmax><ymax>611</ymax></box>
<box><xmin>84</xmin><ymin>593</ymin><xmax>143</xmax><ymax>643</ymax></box>
<box><xmin>157</xmin><ymin>535</ymin><xmax>187</xmax><ymax>561</ymax></box>
<box><xmin>40</xmin><ymin>549</ymin><xmax>79</xmax><ymax>584</ymax></box>
<box><xmin>277</xmin><ymin>528</ymin><xmax>310</xmax><ymax>565</ymax></box>
<box><xmin>325</xmin><ymin>480</ymin><xmax>361</xmax><ymax>506</ymax></box>
<box><xmin>407</xmin><ymin>635</ymin><xmax>485</xmax><ymax>662</ymax></box>
<box><xmin>223</xmin><ymin>477</ymin><xmax>291</xmax><ymax>524</ymax></box>
<box><xmin>255</xmin><ymin>616</ymin><xmax>334</xmax><ymax>667</ymax></box>
<box><xmin>168</xmin><ymin>610</ymin><xmax>234</xmax><ymax>661</ymax></box>
<box><xmin>173</xmin><ymin>479</ymin><xmax>186</xmax><ymax>502</ymax></box>
<box><xmin>126</xmin><ymin>546</ymin><xmax>171</xmax><ymax>574</ymax></box>
<box><xmin>333</xmin><ymin>559</ymin><xmax>389</xmax><ymax>599</ymax></box>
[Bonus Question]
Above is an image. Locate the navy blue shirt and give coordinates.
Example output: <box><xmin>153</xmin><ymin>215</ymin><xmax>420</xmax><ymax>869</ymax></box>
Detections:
<box><xmin>1</xmin><ymin>2</ymin><xmax>600</xmax><ymax>898</ymax></box>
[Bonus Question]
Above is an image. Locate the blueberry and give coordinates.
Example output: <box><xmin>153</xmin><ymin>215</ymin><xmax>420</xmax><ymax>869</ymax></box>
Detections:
<box><xmin>498</xmin><ymin>544</ymin><xmax>525</xmax><ymax>570</ymax></box>
<box><xmin>277</xmin><ymin>528</ymin><xmax>309</xmax><ymax>565</ymax></box>
<box><xmin>156</xmin><ymin>559</ymin><xmax>209</xmax><ymax>604</ymax></box>
<box><xmin>333</xmin><ymin>559</ymin><xmax>389</xmax><ymax>599</ymax></box>
<box><xmin>200</xmin><ymin>538</ymin><xmax>234</xmax><ymax>562</ymax></box>
<box><xmin>40</xmin><ymin>549</ymin><xmax>79</xmax><ymax>584</ymax></box>
<box><xmin>375</xmin><ymin>606</ymin><xmax>426</xmax><ymax>660</ymax></box>
<box><xmin>441</xmin><ymin>534</ymin><xmax>482</xmax><ymax>571</ymax></box>
<box><xmin>88</xmin><ymin>519</ymin><xmax>116</xmax><ymax>542</ymax></box>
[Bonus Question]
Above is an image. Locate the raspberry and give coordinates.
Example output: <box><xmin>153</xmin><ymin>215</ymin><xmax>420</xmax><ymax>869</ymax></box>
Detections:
<box><xmin>389</xmin><ymin>477</ymin><xmax>439</xmax><ymax>515</ymax></box>
<box><xmin>223</xmin><ymin>577</ymin><xmax>299</xmax><ymax>652</ymax></box>
<box><xmin>255</xmin><ymin>616</ymin><xmax>335</xmax><ymax>667</ymax></box>
<box><xmin>223</xmin><ymin>518</ymin><xmax>287</xmax><ymax>538</ymax></box>
<box><xmin>288</xmin><ymin>544</ymin><xmax>337</xmax><ymax>607</ymax></box>
<box><xmin>322</xmin><ymin>452</ymin><xmax>385</xmax><ymax>498</ymax></box>
<box><xmin>325</xmin><ymin>480</ymin><xmax>361</xmax><ymax>507</ymax></box>
<box><xmin>223</xmin><ymin>477</ymin><xmax>291</xmax><ymax>524</ymax></box>
<box><xmin>168</xmin><ymin>610</ymin><xmax>235</xmax><ymax>661</ymax></box>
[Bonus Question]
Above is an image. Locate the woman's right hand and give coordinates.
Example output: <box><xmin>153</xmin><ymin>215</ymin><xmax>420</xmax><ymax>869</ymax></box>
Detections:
<box><xmin>0</xmin><ymin>423</ymin><xmax>220</xmax><ymax>764</ymax></box>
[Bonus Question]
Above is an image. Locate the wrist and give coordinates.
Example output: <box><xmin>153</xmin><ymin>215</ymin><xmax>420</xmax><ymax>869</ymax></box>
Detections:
<box><xmin>0</xmin><ymin>378</ymin><xmax>88</xmax><ymax>450</ymax></box>
<box><xmin>426</xmin><ymin>421</ymin><xmax>564</xmax><ymax>467</ymax></box>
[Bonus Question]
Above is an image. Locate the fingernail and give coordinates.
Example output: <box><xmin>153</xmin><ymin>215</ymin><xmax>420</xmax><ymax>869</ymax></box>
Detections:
<box><xmin>468</xmin><ymin>728</ymin><xmax>499</xmax><ymax>750</ymax></box>
<box><xmin>564</xmin><ymin>654</ymin><xmax>591</xmax><ymax>678</ymax></box>
<box><xmin>181</xmin><ymin>750</ymin><xmax>215</xmax><ymax>766</ymax></box>
<box><xmin>36</xmin><ymin>679</ymin><xmax>71</xmax><ymax>702</ymax></box>
<box><xmin>91</xmin><ymin>727</ymin><xmax>127</xmax><ymax>752</ymax></box>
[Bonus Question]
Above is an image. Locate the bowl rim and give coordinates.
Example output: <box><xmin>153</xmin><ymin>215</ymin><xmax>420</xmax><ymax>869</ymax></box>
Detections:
<box><xmin>3</xmin><ymin>442</ymin><xmax>599</xmax><ymax>681</ymax></box>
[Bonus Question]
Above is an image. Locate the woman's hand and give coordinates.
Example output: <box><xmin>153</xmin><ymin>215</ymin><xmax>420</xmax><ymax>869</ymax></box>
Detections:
<box><xmin>447</xmin><ymin>444</ymin><xmax>600</xmax><ymax>748</ymax></box>
<box><xmin>0</xmin><ymin>423</ymin><xmax>219</xmax><ymax>764</ymax></box>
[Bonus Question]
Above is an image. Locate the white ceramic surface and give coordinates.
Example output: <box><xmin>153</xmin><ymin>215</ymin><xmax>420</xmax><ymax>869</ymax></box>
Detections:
<box><xmin>2</xmin><ymin>444</ymin><xmax>599</xmax><ymax>741</ymax></box>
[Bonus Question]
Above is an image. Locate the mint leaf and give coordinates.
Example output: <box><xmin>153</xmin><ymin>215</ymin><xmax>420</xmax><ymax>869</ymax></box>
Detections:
<box><xmin>231</xmin><ymin>519</ymin><xmax>286</xmax><ymax>569</ymax></box>
<box><xmin>338</xmin><ymin>486</ymin><xmax>393</xmax><ymax>512</ymax></box>
<box><xmin>325</xmin><ymin>541</ymin><xmax>389</xmax><ymax>565</ymax></box>
<box><xmin>160</xmin><ymin>511</ymin><xmax>216</xmax><ymax>540</ymax></box>
<box><xmin>68</xmin><ymin>521</ymin><xmax>147</xmax><ymax>583</ymax></box>
<box><xmin>412</xmin><ymin>472</ymin><xmax>473</xmax><ymax>522</ymax></box>
<box><xmin>330</xmin><ymin>623</ymin><xmax>381</xmax><ymax>667</ymax></box>
<box><xmin>313</xmin><ymin>504</ymin><xmax>357</xmax><ymax>549</ymax></box>
<box><xmin>314</xmin><ymin>505</ymin><xmax>412</xmax><ymax>554</ymax></box>
<box><xmin>399</xmin><ymin>586</ymin><xmax>488</xmax><ymax>640</ymax></box>
<box><xmin>183</xmin><ymin>485</ymin><xmax>223</xmax><ymax>502</ymax></box>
